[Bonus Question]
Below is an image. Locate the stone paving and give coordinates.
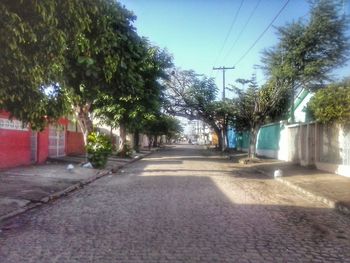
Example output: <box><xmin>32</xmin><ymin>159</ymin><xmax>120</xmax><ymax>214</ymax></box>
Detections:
<box><xmin>0</xmin><ymin>145</ymin><xmax>350</xmax><ymax>262</ymax></box>
<box><xmin>0</xmin><ymin>150</ymin><xmax>153</xmax><ymax>220</ymax></box>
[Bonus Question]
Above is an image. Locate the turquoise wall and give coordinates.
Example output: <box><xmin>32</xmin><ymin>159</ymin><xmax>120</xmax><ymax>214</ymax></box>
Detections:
<box><xmin>227</xmin><ymin>127</ymin><xmax>236</xmax><ymax>148</ymax></box>
<box><xmin>236</xmin><ymin>131</ymin><xmax>250</xmax><ymax>149</ymax></box>
<box><xmin>256</xmin><ymin>123</ymin><xmax>282</xmax><ymax>150</ymax></box>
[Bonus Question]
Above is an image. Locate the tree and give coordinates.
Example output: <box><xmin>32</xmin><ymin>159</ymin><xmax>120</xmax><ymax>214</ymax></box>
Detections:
<box><xmin>308</xmin><ymin>83</ymin><xmax>350</xmax><ymax>126</ymax></box>
<box><xmin>0</xmin><ymin>0</ymin><xmax>145</xmax><ymax>138</ymax></box>
<box><xmin>94</xmin><ymin>43</ymin><xmax>172</xmax><ymax>154</ymax></box>
<box><xmin>232</xmin><ymin>75</ymin><xmax>289</xmax><ymax>158</ymax></box>
<box><xmin>0</xmin><ymin>0</ymin><xmax>68</xmax><ymax>129</ymax></box>
<box><xmin>58</xmin><ymin>0</ymin><xmax>144</xmax><ymax>146</ymax></box>
<box><xmin>164</xmin><ymin>69</ymin><xmax>233</xmax><ymax>151</ymax></box>
<box><xmin>208</xmin><ymin>100</ymin><xmax>236</xmax><ymax>150</ymax></box>
<box><xmin>262</xmin><ymin>0</ymin><xmax>349</xmax><ymax>122</ymax></box>
<box><xmin>143</xmin><ymin>115</ymin><xmax>183</xmax><ymax>147</ymax></box>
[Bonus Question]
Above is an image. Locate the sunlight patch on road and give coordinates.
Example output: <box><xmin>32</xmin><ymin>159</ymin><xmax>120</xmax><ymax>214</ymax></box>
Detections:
<box><xmin>210</xmin><ymin>176</ymin><xmax>327</xmax><ymax>209</ymax></box>
<box><xmin>143</xmin><ymin>156</ymin><xmax>207</xmax><ymax>161</ymax></box>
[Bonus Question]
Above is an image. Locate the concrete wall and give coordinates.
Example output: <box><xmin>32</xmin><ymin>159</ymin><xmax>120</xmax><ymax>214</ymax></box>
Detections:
<box><xmin>256</xmin><ymin>122</ymin><xmax>282</xmax><ymax>158</ymax></box>
<box><xmin>280</xmin><ymin>123</ymin><xmax>349</xmax><ymax>177</ymax></box>
<box><xmin>253</xmin><ymin>121</ymin><xmax>350</xmax><ymax>177</ymax></box>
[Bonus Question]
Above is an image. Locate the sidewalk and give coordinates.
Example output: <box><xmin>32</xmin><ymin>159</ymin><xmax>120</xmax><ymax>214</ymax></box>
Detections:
<box><xmin>248</xmin><ymin>160</ymin><xmax>350</xmax><ymax>216</ymax></box>
<box><xmin>0</xmin><ymin>149</ymin><xmax>155</xmax><ymax>222</ymax></box>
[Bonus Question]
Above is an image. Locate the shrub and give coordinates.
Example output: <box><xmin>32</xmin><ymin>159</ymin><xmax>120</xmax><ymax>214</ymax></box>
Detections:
<box><xmin>308</xmin><ymin>86</ymin><xmax>350</xmax><ymax>125</ymax></box>
<box><xmin>86</xmin><ymin>132</ymin><xmax>112</xmax><ymax>168</ymax></box>
<box><xmin>117</xmin><ymin>141</ymin><xmax>134</xmax><ymax>158</ymax></box>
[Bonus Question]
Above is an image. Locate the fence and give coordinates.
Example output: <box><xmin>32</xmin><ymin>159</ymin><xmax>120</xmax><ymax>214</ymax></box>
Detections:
<box><xmin>240</xmin><ymin>122</ymin><xmax>350</xmax><ymax>176</ymax></box>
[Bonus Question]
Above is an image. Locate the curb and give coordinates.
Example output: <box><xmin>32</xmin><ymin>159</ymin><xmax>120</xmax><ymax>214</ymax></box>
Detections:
<box><xmin>0</xmin><ymin>150</ymin><xmax>155</xmax><ymax>223</ymax></box>
<box><xmin>255</xmin><ymin>168</ymin><xmax>350</xmax><ymax>217</ymax></box>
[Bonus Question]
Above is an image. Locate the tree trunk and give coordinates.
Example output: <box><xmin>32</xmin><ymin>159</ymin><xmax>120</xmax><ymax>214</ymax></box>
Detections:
<box><xmin>148</xmin><ymin>135</ymin><xmax>153</xmax><ymax>150</ymax></box>
<box><xmin>119</xmin><ymin>122</ymin><xmax>127</xmax><ymax>156</ymax></box>
<box><xmin>153</xmin><ymin>135</ymin><xmax>158</xmax><ymax>147</ymax></box>
<box><xmin>220</xmin><ymin>129</ymin><xmax>226</xmax><ymax>152</ymax></box>
<box><xmin>75</xmin><ymin>104</ymin><xmax>93</xmax><ymax>162</ymax></box>
<box><xmin>225</xmin><ymin>129</ymin><xmax>230</xmax><ymax>149</ymax></box>
<box><xmin>249</xmin><ymin>127</ymin><xmax>259</xmax><ymax>158</ymax></box>
<box><xmin>223</xmin><ymin>124</ymin><xmax>230</xmax><ymax>150</ymax></box>
<box><xmin>133</xmin><ymin>130</ymin><xmax>140</xmax><ymax>153</ymax></box>
<box><xmin>214</xmin><ymin>128</ymin><xmax>224</xmax><ymax>152</ymax></box>
<box><xmin>290</xmin><ymin>81</ymin><xmax>295</xmax><ymax>123</ymax></box>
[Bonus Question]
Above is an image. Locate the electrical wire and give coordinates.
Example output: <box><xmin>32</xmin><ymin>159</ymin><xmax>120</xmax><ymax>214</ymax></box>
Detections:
<box><xmin>223</xmin><ymin>0</ymin><xmax>261</xmax><ymax>63</ymax></box>
<box><xmin>210</xmin><ymin>0</ymin><xmax>245</xmax><ymax>76</ymax></box>
<box><xmin>234</xmin><ymin>0</ymin><xmax>290</xmax><ymax>67</ymax></box>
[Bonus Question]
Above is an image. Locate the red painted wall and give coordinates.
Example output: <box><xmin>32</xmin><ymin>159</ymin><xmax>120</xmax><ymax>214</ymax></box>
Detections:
<box><xmin>0</xmin><ymin>111</ymin><xmax>10</xmax><ymax>118</ymax></box>
<box><xmin>0</xmin><ymin>112</ymin><xmax>78</xmax><ymax>168</ymax></box>
<box><xmin>37</xmin><ymin>128</ymin><xmax>49</xmax><ymax>164</ymax></box>
<box><xmin>66</xmin><ymin>131</ymin><xmax>85</xmax><ymax>155</ymax></box>
<box><xmin>0</xmin><ymin>129</ymin><xmax>31</xmax><ymax>169</ymax></box>
<box><xmin>0</xmin><ymin>111</ymin><xmax>32</xmax><ymax>169</ymax></box>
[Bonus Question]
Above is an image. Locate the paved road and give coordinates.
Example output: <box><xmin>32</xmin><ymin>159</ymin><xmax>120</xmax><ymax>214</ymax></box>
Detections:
<box><xmin>1</xmin><ymin>145</ymin><xmax>350</xmax><ymax>262</ymax></box>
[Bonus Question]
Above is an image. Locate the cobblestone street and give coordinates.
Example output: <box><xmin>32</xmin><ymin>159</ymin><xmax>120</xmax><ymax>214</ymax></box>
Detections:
<box><xmin>0</xmin><ymin>145</ymin><xmax>349</xmax><ymax>262</ymax></box>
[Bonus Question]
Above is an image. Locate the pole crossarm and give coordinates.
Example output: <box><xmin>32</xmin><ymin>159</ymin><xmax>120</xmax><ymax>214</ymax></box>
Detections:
<box><xmin>212</xmin><ymin>66</ymin><xmax>235</xmax><ymax>100</ymax></box>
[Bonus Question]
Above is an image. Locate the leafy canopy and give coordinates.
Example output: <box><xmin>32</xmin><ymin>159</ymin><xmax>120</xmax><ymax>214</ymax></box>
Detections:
<box><xmin>262</xmin><ymin>0</ymin><xmax>349</xmax><ymax>96</ymax></box>
<box><xmin>0</xmin><ymin>0</ymin><xmax>67</xmax><ymax>129</ymax></box>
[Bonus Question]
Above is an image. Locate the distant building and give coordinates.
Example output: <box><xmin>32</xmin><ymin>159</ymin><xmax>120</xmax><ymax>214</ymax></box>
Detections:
<box><xmin>187</xmin><ymin>120</ymin><xmax>211</xmax><ymax>144</ymax></box>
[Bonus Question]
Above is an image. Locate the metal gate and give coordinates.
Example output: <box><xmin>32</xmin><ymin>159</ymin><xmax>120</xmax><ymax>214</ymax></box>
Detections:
<box><xmin>49</xmin><ymin>125</ymin><xmax>66</xmax><ymax>157</ymax></box>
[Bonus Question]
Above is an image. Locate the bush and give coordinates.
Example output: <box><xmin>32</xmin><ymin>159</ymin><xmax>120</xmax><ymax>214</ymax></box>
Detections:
<box><xmin>86</xmin><ymin>132</ymin><xmax>112</xmax><ymax>168</ymax></box>
<box><xmin>117</xmin><ymin>141</ymin><xmax>134</xmax><ymax>158</ymax></box>
<box><xmin>308</xmin><ymin>86</ymin><xmax>350</xmax><ymax>125</ymax></box>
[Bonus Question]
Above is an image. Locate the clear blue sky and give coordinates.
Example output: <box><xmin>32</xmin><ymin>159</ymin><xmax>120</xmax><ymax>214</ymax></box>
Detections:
<box><xmin>119</xmin><ymin>0</ymin><xmax>350</xmax><ymax>99</ymax></box>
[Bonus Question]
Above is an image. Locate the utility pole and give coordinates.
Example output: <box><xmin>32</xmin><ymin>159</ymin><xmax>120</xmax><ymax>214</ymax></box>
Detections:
<box><xmin>212</xmin><ymin>66</ymin><xmax>235</xmax><ymax>100</ymax></box>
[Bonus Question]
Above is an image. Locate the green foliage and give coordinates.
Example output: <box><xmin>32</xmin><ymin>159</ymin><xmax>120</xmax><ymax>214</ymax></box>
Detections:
<box><xmin>164</xmin><ymin>69</ymin><xmax>219</xmax><ymax>124</ymax></box>
<box><xmin>232</xmin><ymin>75</ymin><xmax>289</xmax><ymax>157</ymax></box>
<box><xmin>232</xmin><ymin>75</ymin><xmax>288</xmax><ymax>132</ymax></box>
<box><xmin>308</xmin><ymin>85</ymin><xmax>350</xmax><ymax>125</ymax></box>
<box><xmin>264</xmin><ymin>0</ymin><xmax>348</xmax><ymax>83</ymax></box>
<box><xmin>262</xmin><ymin>0</ymin><xmax>349</xmax><ymax>120</ymax></box>
<box><xmin>0</xmin><ymin>0</ymin><xmax>157</xmax><ymax>133</ymax></box>
<box><xmin>94</xmin><ymin>42</ymin><xmax>173</xmax><ymax>135</ymax></box>
<box><xmin>164</xmin><ymin>69</ymin><xmax>230</xmax><ymax>150</ymax></box>
<box><xmin>86</xmin><ymin>132</ymin><xmax>112</xmax><ymax>168</ymax></box>
<box><xmin>117</xmin><ymin>142</ymin><xmax>134</xmax><ymax>158</ymax></box>
<box><xmin>0</xmin><ymin>0</ymin><xmax>67</xmax><ymax>129</ymax></box>
<box><xmin>144</xmin><ymin>115</ymin><xmax>183</xmax><ymax>139</ymax></box>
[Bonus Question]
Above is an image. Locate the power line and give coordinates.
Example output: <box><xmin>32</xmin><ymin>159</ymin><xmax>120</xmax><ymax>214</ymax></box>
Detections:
<box><xmin>212</xmin><ymin>66</ymin><xmax>235</xmax><ymax>100</ymax></box>
<box><xmin>233</xmin><ymin>0</ymin><xmax>290</xmax><ymax>67</ymax></box>
<box><xmin>223</xmin><ymin>0</ymin><xmax>262</xmax><ymax>63</ymax></box>
<box><xmin>211</xmin><ymin>0</ymin><xmax>245</xmax><ymax>76</ymax></box>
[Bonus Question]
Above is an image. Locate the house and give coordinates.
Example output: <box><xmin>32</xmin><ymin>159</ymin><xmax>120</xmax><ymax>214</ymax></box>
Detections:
<box><xmin>0</xmin><ymin>111</ymin><xmax>85</xmax><ymax>169</ymax></box>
